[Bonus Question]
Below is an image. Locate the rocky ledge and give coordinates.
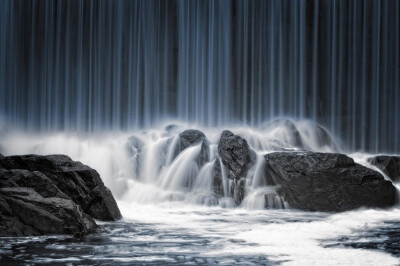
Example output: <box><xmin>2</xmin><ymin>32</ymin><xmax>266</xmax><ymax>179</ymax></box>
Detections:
<box><xmin>264</xmin><ymin>152</ymin><xmax>397</xmax><ymax>212</ymax></box>
<box><xmin>0</xmin><ymin>154</ymin><xmax>121</xmax><ymax>237</ymax></box>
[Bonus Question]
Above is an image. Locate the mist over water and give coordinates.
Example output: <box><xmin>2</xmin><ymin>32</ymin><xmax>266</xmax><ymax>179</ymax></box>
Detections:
<box><xmin>1</xmin><ymin>121</ymin><xmax>400</xmax><ymax>265</ymax></box>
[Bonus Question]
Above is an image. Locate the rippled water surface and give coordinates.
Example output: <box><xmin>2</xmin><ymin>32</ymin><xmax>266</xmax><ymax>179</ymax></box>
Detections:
<box><xmin>1</xmin><ymin>203</ymin><xmax>400</xmax><ymax>265</ymax></box>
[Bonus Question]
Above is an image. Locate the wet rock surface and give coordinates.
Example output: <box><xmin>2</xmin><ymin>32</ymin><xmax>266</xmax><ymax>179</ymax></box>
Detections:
<box><xmin>0</xmin><ymin>170</ymin><xmax>97</xmax><ymax>236</ymax></box>
<box><xmin>264</xmin><ymin>152</ymin><xmax>397</xmax><ymax>212</ymax></box>
<box><xmin>368</xmin><ymin>155</ymin><xmax>400</xmax><ymax>182</ymax></box>
<box><xmin>217</xmin><ymin>130</ymin><xmax>255</xmax><ymax>181</ymax></box>
<box><xmin>0</xmin><ymin>154</ymin><xmax>121</xmax><ymax>236</ymax></box>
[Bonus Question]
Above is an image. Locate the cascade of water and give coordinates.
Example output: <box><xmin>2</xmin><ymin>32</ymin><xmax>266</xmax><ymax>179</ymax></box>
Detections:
<box><xmin>0</xmin><ymin>0</ymin><xmax>399</xmax><ymax>153</ymax></box>
<box><xmin>0</xmin><ymin>120</ymin><xmax>346</xmax><ymax>209</ymax></box>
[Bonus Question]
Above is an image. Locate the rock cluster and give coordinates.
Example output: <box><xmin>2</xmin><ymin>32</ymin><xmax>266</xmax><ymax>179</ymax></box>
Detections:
<box><xmin>210</xmin><ymin>129</ymin><xmax>397</xmax><ymax>211</ymax></box>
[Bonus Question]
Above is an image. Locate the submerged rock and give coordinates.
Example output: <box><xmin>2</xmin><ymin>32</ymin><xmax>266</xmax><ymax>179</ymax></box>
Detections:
<box><xmin>266</xmin><ymin>118</ymin><xmax>338</xmax><ymax>151</ymax></box>
<box><xmin>264</xmin><ymin>152</ymin><xmax>397</xmax><ymax>212</ymax></box>
<box><xmin>0</xmin><ymin>154</ymin><xmax>121</xmax><ymax>236</ymax></box>
<box><xmin>267</xmin><ymin>119</ymin><xmax>303</xmax><ymax>149</ymax></box>
<box><xmin>217</xmin><ymin>130</ymin><xmax>255</xmax><ymax>181</ymax></box>
<box><xmin>368</xmin><ymin>155</ymin><xmax>400</xmax><ymax>182</ymax></box>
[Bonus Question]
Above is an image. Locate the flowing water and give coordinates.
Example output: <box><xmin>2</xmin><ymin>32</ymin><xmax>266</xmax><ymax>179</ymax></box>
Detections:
<box><xmin>1</xmin><ymin>0</ymin><xmax>400</xmax><ymax>264</ymax></box>
<box><xmin>0</xmin><ymin>120</ymin><xmax>400</xmax><ymax>265</ymax></box>
<box><xmin>0</xmin><ymin>0</ymin><xmax>399</xmax><ymax>152</ymax></box>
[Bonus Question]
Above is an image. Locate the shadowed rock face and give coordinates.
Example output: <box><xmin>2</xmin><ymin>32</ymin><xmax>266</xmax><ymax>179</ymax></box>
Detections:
<box><xmin>0</xmin><ymin>154</ymin><xmax>121</xmax><ymax>221</ymax></box>
<box><xmin>368</xmin><ymin>156</ymin><xmax>400</xmax><ymax>183</ymax></box>
<box><xmin>0</xmin><ymin>170</ymin><xmax>97</xmax><ymax>236</ymax></box>
<box><xmin>217</xmin><ymin>130</ymin><xmax>255</xmax><ymax>181</ymax></box>
<box><xmin>0</xmin><ymin>154</ymin><xmax>122</xmax><ymax>236</ymax></box>
<box><xmin>264</xmin><ymin>152</ymin><xmax>397</xmax><ymax>212</ymax></box>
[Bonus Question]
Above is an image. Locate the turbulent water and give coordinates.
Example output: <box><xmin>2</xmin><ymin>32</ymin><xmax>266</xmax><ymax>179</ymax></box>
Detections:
<box><xmin>1</xmin><ymin>119</ymin><xmax>400</xmax><ymax>265</ymax></box>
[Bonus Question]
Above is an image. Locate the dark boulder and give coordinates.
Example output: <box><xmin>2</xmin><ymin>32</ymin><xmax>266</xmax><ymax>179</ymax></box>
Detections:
<box><xmin>174</xmin><ymin>129</ymin><xmax>209</xmax><ymax>167</ymax></box>
<box><xmin>368</xmin><ymin>155</ymin><xmax>400</xmax><ymax>182</ymax></box>
<box><xmin>0</xmin><ymin>169</ymin><xmax>96</xmax><ymax>236</ymax></box>
<box><xmin>217</xmin><ymin>130</ymin><xmax>255</xmax><ymax>180</ymax></box>
<box><xmin>0</xmin><ymin>154</ymin><xmax>121</xmax><ymax>221</ymax></box>
<box><xmin>264</xmin><ymin>152</ymin><xmax>397</xmax><ymax>212</ymax></box>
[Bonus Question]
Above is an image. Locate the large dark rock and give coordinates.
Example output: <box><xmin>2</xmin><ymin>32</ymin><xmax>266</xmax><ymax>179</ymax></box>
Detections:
<box><xmin>264</xmin><ymin>152</ymin><xmax>397</xmax><ymax>212</ymax></box>
<box><xmin>368</xmin><ymin>155</ymin><xmax>400</xmax><ymax>182</ymax></box>
<box><xmin>0</xmin><ymin>169</ymin><xmax>96</xmax><ymax>236</ymax></box>
<box><xmin>217</xmin><ymin>130</ymin><xmax>255</xmax><ymax>180</ymax></box>
<box><xmin>174</xmin><ymin>129</ymin><xmax>209</xmax><ymax>167</ymax></box>
<box><xmin>0</xmin><ymin>154</ymin><xmax>121</xmax><ymax>221</ymax></box>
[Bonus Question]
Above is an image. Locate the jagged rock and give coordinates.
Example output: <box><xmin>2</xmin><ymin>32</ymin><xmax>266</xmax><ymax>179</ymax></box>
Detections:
<box><xmin>174</xmin><ymin>129</ymin><xmax>209</xmax><ymax>167</ymax></box>
<box><xmin>368</xmin><ymin>155</ymin><xmax>400</xmax><ymax>182</ymax></box>
<box><xmin>264</xmin><ymin>152</ymin><xmax>397</xmax><ymax>212</ymax></box>
<box><xmin>0</xmin><ymin>154</ymin><xmax>121</xmax><ymax>221</ymax></box>
<box><xmin>217</xmin><ymin>130</ymin><xmax>255</xmax><ymax>180</ymax></box>
<box><xmin>0</xmin><ymin>169</ymin><xmax>96</xmax><ymax>236</ymax></box>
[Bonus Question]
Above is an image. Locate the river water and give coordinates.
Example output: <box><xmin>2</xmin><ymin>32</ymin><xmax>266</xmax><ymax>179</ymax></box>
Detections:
<box><xmin>0</xmin><ymin>121</ymin><xmax>399</xmax><ymax>265</ymax></box>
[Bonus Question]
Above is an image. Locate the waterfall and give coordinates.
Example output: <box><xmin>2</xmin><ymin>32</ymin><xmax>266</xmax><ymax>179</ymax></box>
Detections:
<box><xmin>0</xmin><ymin>0</ymin><xmax>399</xmax><ymax>153</ymax></box>
<box><xmin>0</xmin><ymin>121</ymin><xmax>341</xmax><ymax>209</ymax></box>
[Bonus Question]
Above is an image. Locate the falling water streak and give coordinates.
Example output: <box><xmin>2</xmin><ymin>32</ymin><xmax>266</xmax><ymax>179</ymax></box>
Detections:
<box><xmin>396</xmin><ymin>0</ymin><xmax>400</xmax><ymax>152</ymax></box>
<box><xmin>278</xmin><ymin>0</ymin><xmax>284</xmax><ymax>117</ymax></box>
<box><xmin>361</xmin><ymin>1</ymin><xmax>368</xmax><ymax>151</ymax></box>
<box><xmin>351</xmin><ymin>0</ymin><xmax>358</xmax><ymax>152</ymax></box>
<box><xmin>372</xmin><ymin>0</ymin><xmax>381</xmax><ymax>153</ymax></box>
<box><xmin>330</xmin><ymin>0</ymin><xmax>337</xmax><ymax>136</ymax></box>
<box><xmin>312</xmin><ymin>0</ymin><xmax>319</xmax><ymax>121</ymax></box>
